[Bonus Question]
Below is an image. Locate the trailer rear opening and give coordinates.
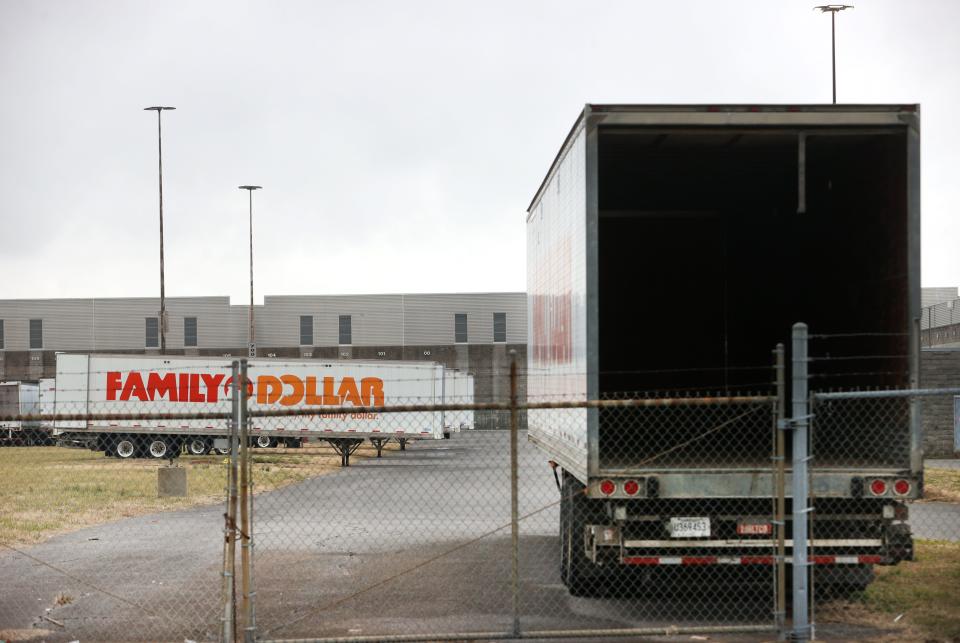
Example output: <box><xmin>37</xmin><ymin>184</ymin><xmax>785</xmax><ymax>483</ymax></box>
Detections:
<box><xmin>597</xmin><ymin>125</ymin><xmax>911</xmax><ymax>470</ymax></box>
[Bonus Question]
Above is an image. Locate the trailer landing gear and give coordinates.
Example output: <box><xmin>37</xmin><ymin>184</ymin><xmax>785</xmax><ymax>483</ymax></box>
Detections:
<box><xmin>326</xmin><ymin>438</ymin><xmax>364</xmax><ymax>467</ymax></box>
<box><xmin>369</xmin><ymin>437</ymin><xmax>391</xmax><ymax>458</ymax></box>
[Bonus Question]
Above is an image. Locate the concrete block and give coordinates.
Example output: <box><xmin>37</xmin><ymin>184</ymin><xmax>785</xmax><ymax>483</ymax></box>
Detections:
<box><xmin>158</xmin><ymin>466</ymin><xmax>187</xmax><ymax>497</ymax></box>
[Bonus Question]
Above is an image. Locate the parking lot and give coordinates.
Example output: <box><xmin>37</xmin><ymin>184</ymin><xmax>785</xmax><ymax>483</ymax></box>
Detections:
<box><xmin>1</xmin><ymin>432</ymin><xmax>957</xmax><ymax>641</ymax></box>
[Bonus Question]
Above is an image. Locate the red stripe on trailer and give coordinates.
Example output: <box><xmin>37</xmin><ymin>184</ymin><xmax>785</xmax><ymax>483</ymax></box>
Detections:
<box><xmin>622</xmin><ymin>557</ymin><xmax>661</xmax><ymax>566</ymax></box>
<box><xmin>858</xmin><ymin>555</ymin><xmax>883</xmax><ymax>564</ymax></box>
<box><xmin>741</xmin><ymin>556</ymin><xmax>775</xmax><ymax>565</ymax></box>
<box><xmin>132</xmin><ymin>424</ymin><xmax>141</xmax><ymax>427</ymax></box>
<box><xmin>181</xmin><ymin>425</ymin><xmax>189</xmax><ymax>428</ymax></box>
<box><xmin>682</xmin><ymin>556</ymin><xmax>717</xmax><ymax>566</ymax></box>
<box><xmin>812</xmin><ymin>555</ymin><xmax>836</xmax><ymax>565</ymax></box>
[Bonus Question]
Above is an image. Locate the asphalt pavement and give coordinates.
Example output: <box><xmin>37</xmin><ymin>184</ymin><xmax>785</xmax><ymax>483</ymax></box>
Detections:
<box><xmin>1</xmin><ymin>433</ymin><xmax>957</xmax><ymax>642</ymax></box>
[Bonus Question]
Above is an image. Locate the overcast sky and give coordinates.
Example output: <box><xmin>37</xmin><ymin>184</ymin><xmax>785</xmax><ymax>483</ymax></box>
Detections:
<box><xmin>1</xmin><ymin>0</ymin><xmax>958</xmax><ymax>303</ymax></box>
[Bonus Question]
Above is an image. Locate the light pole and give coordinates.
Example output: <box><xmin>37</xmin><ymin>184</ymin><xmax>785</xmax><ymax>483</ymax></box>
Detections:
<box><xmin>239</xmin><ymin>186</ymin><xmax>262</xmax><ymax>358</ymax></box>
<box><xmin>815</xmin><ymin>5</ymin><xmax>854</xmax><ymax>104</ymax></box>
<box><xmin>144</xmin><ymin>106</ymin><xmax>176</xmax><ymax>354</ymax></box>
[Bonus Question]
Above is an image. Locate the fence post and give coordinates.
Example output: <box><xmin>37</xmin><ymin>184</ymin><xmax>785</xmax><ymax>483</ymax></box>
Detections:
<box><xmin>773</xmin><ymin>343</ymin><xmax>787</xmax><ymax>638</ymax></box>
<box><xmin>791</xmin><ymin>323</ymin><xmax>811</xmax><ymax>641</ymax></box>
<box><xmin>221</xmin><ymin>360</ymin><xmax>240</xmax><ymax>643</ymax></box>
<box><xmin>239</xmin><ymin>359</ymin><xmax>256</xmax><ymax>642</ymax></box>
<box><xmin>509</xmin><ymin>350</ymin><xmax>520</xmax><ymax>637</ymax></box>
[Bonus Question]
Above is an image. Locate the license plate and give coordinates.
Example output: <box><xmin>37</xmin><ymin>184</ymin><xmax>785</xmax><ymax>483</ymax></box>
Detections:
<box><xmin>737</xmin><ymin>521</ymin><xmax>772</xmax><ymax>536</ymax></box>
<box><xmin>669</xmin><ymin>517</ymin><xmax>710</xmax><ymax>538</ymax></box>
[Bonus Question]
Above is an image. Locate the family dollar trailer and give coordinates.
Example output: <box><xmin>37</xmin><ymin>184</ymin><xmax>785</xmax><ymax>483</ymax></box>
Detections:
<box><xmin>53</xmin><ymin>353</ymin><xmax>446</xmax><ymax>464</ymax></box>
<box><xmin>527</xmin><ymin>105</ymin><xmax>920</xmax><ymax>596</ymax></box>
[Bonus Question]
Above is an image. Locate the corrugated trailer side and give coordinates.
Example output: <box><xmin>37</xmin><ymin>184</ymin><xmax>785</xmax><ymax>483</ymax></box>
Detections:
<box><xmin>526</xmin><ymin>115</ymin><xmax>591</xmax><ymax>481</ymax></box>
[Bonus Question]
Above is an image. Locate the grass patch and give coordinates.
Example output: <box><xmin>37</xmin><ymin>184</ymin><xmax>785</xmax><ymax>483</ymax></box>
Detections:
<box><xmin>925</xmin><ymin>467</ymin><xmax>960</xmax><ymax>503</ymax></box>
<box><xmin>835</xmin><ymin>540</ymin><xmax>960</xmax><ymax>641</ymax></box>
<box><xmin>0</xmin><ymin>444</ymin><xmax>377</xmax><ymax>546</ymax></box>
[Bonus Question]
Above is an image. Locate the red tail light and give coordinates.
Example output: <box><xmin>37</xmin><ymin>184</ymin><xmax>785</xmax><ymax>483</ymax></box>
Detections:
<box><xmin>870</xmin><ymin>479</ymin><xmax>888</xmax><ymax>496</ymax></box>
<box><xmin>623</xmin><ymin>480</ymin><xmax>640</xmax><ymax>496</ymax></box>
<box><xmin>599</xmin><ymin>479</ymin><xmax>616</xmax><ymax>496</ymax></box>
<box><xmin>893</xmin><ymin>479</ymin><xmax>911</xmax><ymax>496</ymax></box>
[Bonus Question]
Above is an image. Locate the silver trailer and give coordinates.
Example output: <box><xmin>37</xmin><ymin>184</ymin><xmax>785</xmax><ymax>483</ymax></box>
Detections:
<box><xmin>527</xmin><ymin>104</ymin><xmax>920</xmax><ymax>595</ymax></box>
<box><xmin>0</xmin><ymin>380</ymin><xmax>43</xmax><ymax>445</ymax></box>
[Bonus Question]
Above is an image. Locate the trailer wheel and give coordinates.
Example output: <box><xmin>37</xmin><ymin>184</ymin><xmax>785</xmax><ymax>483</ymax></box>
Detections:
<box><xmin>255</xmin><ymin>435</ymin><xmax>276</xmax><ymax>449</ymax></box>
<box><xmin>146</xmin><ymin>438</ymin><xmax>170</xmax><ymax>459</ymax></box>
<box><xmin>187</xmin><ymin>438</ymin><xmax>210</xmax><ymax>456</ymax></box>
<box><xmin>113</xmin><ymin>437</ymin><xmax>137</xmax><ymax>459</ymax></box>
<box><xmin>560</xmin><ymin>471</ymin><xmax>600</xmax><ymax>597</ymax></box>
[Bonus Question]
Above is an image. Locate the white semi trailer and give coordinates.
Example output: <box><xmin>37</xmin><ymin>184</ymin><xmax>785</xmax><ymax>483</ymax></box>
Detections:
<box><xmin>0</xmin><ymin>380</ymin><xmax>41</xmax><ymax>445</ymax></box>
<box><xmin>53</xmin><ymin>353</ymin><xmax>447</xmax><ymax>465</ymax></box>
<box><xmin>527</xmin><ymin>104</ymin><xmax>921</xmax><ymax>595</ymax></box>
<box><xmin>443</xmin><ymin>369</ymin><xmax>475</xmax><ymax>433</ymax></box>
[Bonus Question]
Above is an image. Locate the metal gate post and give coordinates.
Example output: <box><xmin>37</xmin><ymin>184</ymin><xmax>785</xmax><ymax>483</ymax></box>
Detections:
<box><xmin>239</xmin><ymin>359</ymin><xmax>256</xmax><ymax>642</ymax></box>
<box><xmin>773</xmin><ymin>344</ymin><xmax>787</xmax><ymax>638</ymax></box>
<box><xmin>222</xmin><ymin>360</ymin><xmax>240</xmax><ymax>643</ymax></box>
<box><xmin>791</xmin><ymin>324</ymin><xmax>811</xmax><ymax>641</ymax></box>
<box><xmin>509</xmin><ymin>350</ymin><xmax>520</xmax><ymax>637</ymax></box>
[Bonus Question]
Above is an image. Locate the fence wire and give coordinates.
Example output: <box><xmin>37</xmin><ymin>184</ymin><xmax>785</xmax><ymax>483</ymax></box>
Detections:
<box><xmin>1</xmin><ymin>362</ymin><xmax>959</xmax><ymax>642</ymax></box>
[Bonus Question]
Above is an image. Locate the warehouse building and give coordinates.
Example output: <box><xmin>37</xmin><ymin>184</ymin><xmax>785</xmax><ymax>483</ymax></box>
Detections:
<box><xmin>0</xmin><ymin>289</ymin><xmax>955</xmax><ymax>451</ymax></box>
<box><xmin>0</xmin><ymin>293</ymin><xmax>527</xmax><ymax>428</ymax></box>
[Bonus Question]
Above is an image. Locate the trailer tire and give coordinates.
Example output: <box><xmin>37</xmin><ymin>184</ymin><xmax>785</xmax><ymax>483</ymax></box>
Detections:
<box><xmin>560</xmin><ymin>471</ymin><xmax>600</xmax><ymax>597</ymax></box>
<box><xmin>187</xmin><ymin>438</ymin><xmax>210</xmax><ymax>456</ymax></box>
<box><xmin>112</xmin><ymin>437</ymin><xmax>137</xmax><ymax>459</ymax></box>
<box><xmin>146</xmin><ymin>438</ymin><xmax>170</xmax><ymax>459</ymax></box>
<box><xmin>255</xmin><ymin>435</ymin><xmax>277</xmax><ymax>449</ymax></box>
<box><xmin>284</xmin><ymin>438</ymin><xmax>302</xmax><ymax>449</ymax></box>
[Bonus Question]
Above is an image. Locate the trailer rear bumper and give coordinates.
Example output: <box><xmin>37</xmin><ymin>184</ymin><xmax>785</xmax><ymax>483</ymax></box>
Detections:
<box><xmin>586</xmin><ymin>526</ymin><xmax>909</xmax><ymax>566</ymax></box>
<box><xmin>620</xmin><ymin>554</ymin><xmax>890</xmax><ymax>566</ymax></box>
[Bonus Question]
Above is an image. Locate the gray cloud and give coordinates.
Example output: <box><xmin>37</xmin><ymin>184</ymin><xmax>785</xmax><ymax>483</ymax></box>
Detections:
<box><xmin>1</xmin><ymin>0</ymin><xmax>957</xmax><ymax>301</ymax></box>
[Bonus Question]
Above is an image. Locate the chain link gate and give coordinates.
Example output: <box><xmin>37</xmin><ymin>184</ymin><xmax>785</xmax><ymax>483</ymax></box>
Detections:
<box><xmin>239</xmin><ymin>355</ymin><xmax>786</xmax><ymax>642</ymax></box>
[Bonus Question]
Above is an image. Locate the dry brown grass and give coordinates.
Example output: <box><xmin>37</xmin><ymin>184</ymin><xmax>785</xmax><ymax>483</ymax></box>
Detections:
<box><xmin>925</xmin><ymin>467</ymin><xmax>960</xmax><ymax>503</ymax></box>
<box><xmin>0</xmin><ymin>442</ymin><xmax>388</xmax><ymax>546</ymax></box>
<box><xmin>819</xmin><ymin>540</ymin><xmax>960</xmax><ymax>642</ymax></box>
<box><xmin>817</xmin><ymin>599</ymin><xmax>931</xmax><ymax>641</ymax></box>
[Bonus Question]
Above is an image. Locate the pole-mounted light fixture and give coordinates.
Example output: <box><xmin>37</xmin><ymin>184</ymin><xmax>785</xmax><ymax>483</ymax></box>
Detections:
<box><xmin>239</xmin><ymin>186</ymin><xmax>262</xmax><ymax>358</ymax></box>
<box><xmin>814</xmin><ymin>5</ymin><xmax>854</xmax><ymax>104</ymax></box>
<box><xmin>144</xmin><ymin>106</ymin><xmax>176</xmax><ymax>354</ymax></box>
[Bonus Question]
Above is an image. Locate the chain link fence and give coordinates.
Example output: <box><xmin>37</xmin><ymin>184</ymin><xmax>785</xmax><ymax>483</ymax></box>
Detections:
<box><xmin>921</xmin><ymin>297</ymin><xmax>960</xmax><ymax>331</ymax></box>
<box><xmin>0</xmin><ymin>386</ymin><xmax>233</xmax><ymax>641</ymax></box>
<box><xmin>0</xmin><ymin>352</ymin><xmax>958</xmax><ymax>641</ymax></box>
